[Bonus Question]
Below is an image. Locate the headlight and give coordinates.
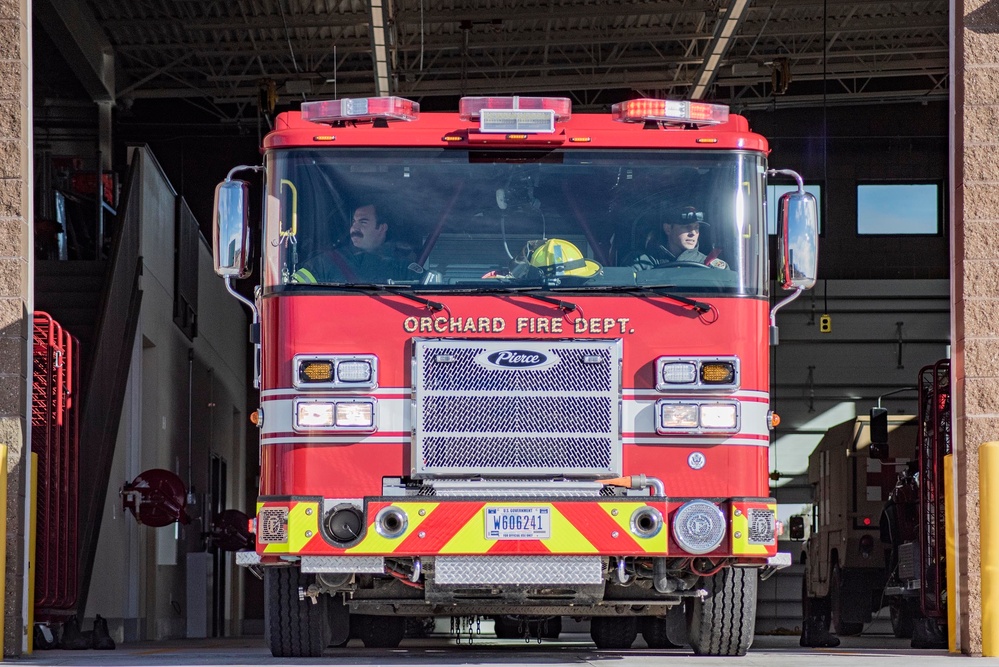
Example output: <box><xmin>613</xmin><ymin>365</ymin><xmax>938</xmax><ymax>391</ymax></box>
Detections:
<box><xmin>660</xmin><ymin>403</ymin><xmax>699</xmax><ymax>428</ymax></box>
<box><xmin>295</xmin><ymin>400</ymin><xmax>376</xmax><ymax>431</ymax></box>
<box><xmin>656</xmin><ymin>400</ymin><xmax>740</xmax><ymax>434</ymax></box>
<box><xmin>297</xmin><ymin>402</ymin><xmax>334</xmax><ymax>427</ymax></box>
<box><xmin>293</xmin><ymin>354</ymin><xmax>378</xmax><ymax>390</ymax></box>
<box><xmin>700</xmin><ymin>403</ymin><xmax>738</xmax><ymax>429</ymax></box>
<box><xmin>673</xmin><ymin>500</ymin><xmax>726</xmax><ymax>555</ymax></box>
<box><xmin>335</xmin><ymin>401</ymin><xmax>374</xmax><ymax>427</ymax></box>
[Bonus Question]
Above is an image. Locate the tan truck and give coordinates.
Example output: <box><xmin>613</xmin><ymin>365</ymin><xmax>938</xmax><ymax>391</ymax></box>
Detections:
<box><xmin>797</xmin><ymin>415</ymin><xmax>917</xmax><ymax>642</ymax></box>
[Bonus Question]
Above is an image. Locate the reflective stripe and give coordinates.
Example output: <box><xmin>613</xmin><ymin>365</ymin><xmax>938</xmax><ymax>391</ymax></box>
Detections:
<box><xmin>292</xmin><ymin>268</ymin><xmax>317</xmax><ymax>284</ymax></box>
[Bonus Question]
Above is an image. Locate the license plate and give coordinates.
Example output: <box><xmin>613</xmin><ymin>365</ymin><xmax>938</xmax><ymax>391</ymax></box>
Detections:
<box><xmin>484</xmin><ymin>506</ymin><xmax>551</xmax><ymax>540</ymax></box>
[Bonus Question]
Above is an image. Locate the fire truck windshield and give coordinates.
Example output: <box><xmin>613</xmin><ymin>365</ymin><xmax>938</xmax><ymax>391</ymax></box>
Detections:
<box><xmin>263</xmin><ymin>148</ymin><xmax>767</xmax><ymax>296</ymax></box>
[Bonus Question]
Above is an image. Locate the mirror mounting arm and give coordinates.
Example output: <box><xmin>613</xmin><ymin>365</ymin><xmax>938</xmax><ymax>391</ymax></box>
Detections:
<box><xmin>226</xmin><ymin>164</ymin><xmax>264</xmax><ymax>181</ymax></box>
<box><xmin>766</xmin><ymin>168</ymin><xmax>804</xmax><ymax>192</ymax></box>
<box><xmin>769</xmin><ymin>286</ymin><xmax>804</xmax><ymax>346</ymax></box>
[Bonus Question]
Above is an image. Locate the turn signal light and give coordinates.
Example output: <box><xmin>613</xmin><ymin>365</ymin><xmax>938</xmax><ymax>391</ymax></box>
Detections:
<box><xmin>300</xmin><ymin>361</ymin><xmax>334</xmax><ymax>382</ymax></box>
<box><xmin>701</xmin><ymin>362</ymin><xmax>735</xmax><ymax>384</ymax></box>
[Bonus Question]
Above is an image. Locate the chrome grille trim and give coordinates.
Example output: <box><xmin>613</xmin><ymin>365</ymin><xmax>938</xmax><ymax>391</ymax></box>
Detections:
<box><xmin>414</xmin><ymin>339</ymin><xmax>622</xmax><ymax>477</ymax></box>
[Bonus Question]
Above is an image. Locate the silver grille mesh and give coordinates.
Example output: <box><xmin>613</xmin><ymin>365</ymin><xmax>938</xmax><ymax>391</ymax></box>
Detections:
<box><xmin>747</xmin><ymin>508</ymin><xmax>775</xmax><ymax>544</ymax></box>
<box><xmin>259</xmin><ymin>507</ymin><xmax>288</xmax><ymax>544</ymax></box>
<box><xmin>422</xmin><ymin>395</ymin><xmax>612</xmax><ymax>433</ymax></box>
<box><xmin>414</xmin><ymin>339</ymin><xmax>621</xmax><ymax>477</ymax></box>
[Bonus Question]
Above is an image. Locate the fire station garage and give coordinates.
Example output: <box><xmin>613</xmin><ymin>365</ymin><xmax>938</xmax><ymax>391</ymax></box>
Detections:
<box><xmin>0</xmin><ymin>0</ymin><xmax>995</xmax><ymax>660</ymax></box>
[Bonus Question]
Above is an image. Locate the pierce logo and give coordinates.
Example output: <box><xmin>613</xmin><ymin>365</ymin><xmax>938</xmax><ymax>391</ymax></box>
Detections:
<box><xmin>474</xmin><ymin>349</ymin><xmax>559</xmax><ymax>371</ymax></box>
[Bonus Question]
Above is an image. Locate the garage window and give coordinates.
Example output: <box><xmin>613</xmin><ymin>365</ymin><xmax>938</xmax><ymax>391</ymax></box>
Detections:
<box><xmin>857</xmin><ymin>183</ymin><xmax>941</xmax><ymax>235</ymax></box>
<box><xmin>767</xmin><ymin>183</ymin><xmax>822</xmax><ymax>235</ymax></box>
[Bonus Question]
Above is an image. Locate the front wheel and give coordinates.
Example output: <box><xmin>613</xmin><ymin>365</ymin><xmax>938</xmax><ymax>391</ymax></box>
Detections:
<box><xmin>353</xmin><ymin>614</ymin><xmax>406</xmax><ymax>648</ymax></box>
<box><xmin>265</xmin><ymin>567</ymin><xmax>332</xmax><ymax>657</ymax></box>
<box><xmin>590</xmin><ymin>617</ymin><xmax>637</xmax><ymax>649</ymax></box>
<box><xmin>687</xmin><ymin>566</ymin><xmax>757</xmax><ymax>656</ymax></box>
<box><xmin>890</xmin><ymin>599</ymin><xmax>916</xmax><ymax>639</ymax></box>
<box><xmin>830</xmin><ymin>565</ymin><xmax>864</xmax><ymax>636</ymax></box>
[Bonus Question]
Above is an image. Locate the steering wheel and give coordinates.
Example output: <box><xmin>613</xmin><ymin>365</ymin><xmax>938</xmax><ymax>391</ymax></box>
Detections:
<box><xmin>661</xmin><ymin>260</ymin><xmax>712</xmax><ymax>269</ymax></box>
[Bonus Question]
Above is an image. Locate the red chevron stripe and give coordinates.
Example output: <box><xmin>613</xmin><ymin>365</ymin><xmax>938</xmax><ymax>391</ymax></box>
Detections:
<box><xmin>553</xmin><ymin>502</ymin><xmax>643</xmax><ymax>552</ymax></box>
<box><xmin>394</xmin><ymin>502</ymin><xmax>485</xmax><ymax>553</ymax></box>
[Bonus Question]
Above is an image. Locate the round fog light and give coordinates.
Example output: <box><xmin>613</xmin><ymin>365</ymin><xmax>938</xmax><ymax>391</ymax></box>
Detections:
<box><xmin>672</xmin><ymin>500</ymin><xmax>725</xmax><ymax>555</ymax></box>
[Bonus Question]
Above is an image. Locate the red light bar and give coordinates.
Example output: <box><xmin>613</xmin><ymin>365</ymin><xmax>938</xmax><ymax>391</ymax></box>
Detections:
<box><xmin>611</xmin><ymin>98</ymin><xmax>729</xmax><ymax>125</ymax></box>
<box><xmin>459</xmin><ymin>96</ymin><xmax>572</xmax><ymax>122</ymax></box>
<box><xmin>301</xmin><ymin>97</ymin><xmax>419</xmax><ymax>123</ymax></box>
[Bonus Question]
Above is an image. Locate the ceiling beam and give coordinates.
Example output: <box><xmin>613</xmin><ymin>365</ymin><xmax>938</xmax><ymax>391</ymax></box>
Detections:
<box><xmin>35</xmin><ymin>0</ymin><xmax>115</xmax><ymax>102</ymax></box>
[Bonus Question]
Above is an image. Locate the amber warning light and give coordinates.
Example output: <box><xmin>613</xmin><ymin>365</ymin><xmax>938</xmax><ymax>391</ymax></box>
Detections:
<box><xmin>611</xmin><ymin>98</ymin><xmax>729</xmax><ymax>125</ymax></box>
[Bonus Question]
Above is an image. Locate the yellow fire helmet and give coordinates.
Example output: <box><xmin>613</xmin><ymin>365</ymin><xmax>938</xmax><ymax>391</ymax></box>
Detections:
<box><xmin>527</xmin><ymin>238</ymin><xmax>601</xmax><ymax>277</ymax></box>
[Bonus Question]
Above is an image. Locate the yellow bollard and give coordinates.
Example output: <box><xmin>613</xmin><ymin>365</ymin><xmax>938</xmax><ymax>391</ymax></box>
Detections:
<box><xmin>981</xmin><ymin>442</ymin><xmax>999</xmax><ymax>656</ymax></box>
<box><xmin>26</xmin><ymin>452</ymin><xmax>37</xmax><ymax>654</ymax></box>
<box><xmin>944</xmin><ymin>454</ymin><xmax>957</xmax><ymax>652</ymax></box>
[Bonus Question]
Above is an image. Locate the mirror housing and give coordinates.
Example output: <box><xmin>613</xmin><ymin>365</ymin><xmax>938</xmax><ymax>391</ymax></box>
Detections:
<box><xmin>777</xmin><ymin>191</ymin><xmax>818</xmax><ymax>290</ymax></box>
<box><xmin>869</xmin><ymin>407</ymin><xmax>889</xmax><ymax>460</ymax></box>
<box><xmin>213</xmin><ymin>179</ymin><xmax>252</xmax><ymax>279</ymax></box>
<box><xmin>788</xmin><ymin>515</ymin><xmax>806</xmax><ymax>541</ymax></box>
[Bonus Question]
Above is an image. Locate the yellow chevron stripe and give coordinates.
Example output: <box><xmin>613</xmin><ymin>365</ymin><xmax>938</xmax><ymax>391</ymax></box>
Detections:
<box><xmin>547</xmin><ymin>505</ymin><xmax>598</xmax><ymax>554</ymax></box>
<box><xmin>288</xmin><ymin>501</ymin><xmax>321</xmax><ymax>552</ymax></box>
<box><xmin>730</xmin><ymin>504</ymin><xmax>775</xmax><ymax>555</ymax></box>
<box><xmin>346</xmin><ymin>502</ymin><xmax>439</xmax><ymax>554</ymax></box>
<box><xmin>599</xmin><ymin>502</ymin><xmax>668</xmax><ymax>553</ymax></box>
<box><xmin>438</xmin><ymin>507</ymin><xmax>490</xmax><ymax>554</ymax></box>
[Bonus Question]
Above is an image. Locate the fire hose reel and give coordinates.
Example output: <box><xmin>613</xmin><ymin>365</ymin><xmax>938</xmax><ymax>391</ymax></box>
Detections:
<box><xmin>120</xmin><ymin>468</ymin><xmax>191</xmax><ymax>527</ymax></box>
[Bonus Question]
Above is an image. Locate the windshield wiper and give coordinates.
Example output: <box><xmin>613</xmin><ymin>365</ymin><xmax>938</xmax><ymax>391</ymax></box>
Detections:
<box><xmin>322</xmin><ymin>283</ymin><xmax>447</xmax><ymax>313</ymax></box>
<box><xmin>464</xmin><ymin>285</ymin><xmax>578</xmax><ymax>314</ymax></box>
<box><xmin>557</xmin><ymin>284</ymin><xmax>710</xmax><ymax>314</ymax></box>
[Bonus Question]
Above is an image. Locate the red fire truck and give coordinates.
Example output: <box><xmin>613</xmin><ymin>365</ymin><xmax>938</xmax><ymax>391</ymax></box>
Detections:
<box><xmin>212</xmin><ymin>95</ymin><xmax>818</xmax><ymax>657</ymax></box>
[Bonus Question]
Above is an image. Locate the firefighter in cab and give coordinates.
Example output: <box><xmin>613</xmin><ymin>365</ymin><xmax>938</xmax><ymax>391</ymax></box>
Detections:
<box><xmin>629</xmin><ymin>205</ymin><xmax>729</xmax><ymax>270</ymax></box>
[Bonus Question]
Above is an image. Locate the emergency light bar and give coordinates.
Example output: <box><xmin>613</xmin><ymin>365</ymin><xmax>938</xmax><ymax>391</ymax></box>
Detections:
<box><xmin>301</xmin><ymin>96</ymin><xmax>420</xmax><ymax>123</ymax></box>
<box><xmin>459</xmin><ymin>96</ymin><xmax>572</xmax><ymax>133</ymax></box>
<box><xmin>611</xmin><ymin>98</ymin><xmax>729</xmax><ymax>125</ymax></box>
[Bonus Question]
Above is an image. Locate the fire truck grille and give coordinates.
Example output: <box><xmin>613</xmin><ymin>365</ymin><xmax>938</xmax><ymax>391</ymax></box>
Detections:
<box><xmin>421</xmin><ymin>396</ymin><xmax>613</xmax><ymax>433</ymax></box>
<box><xmin>423</xmin><ymin>436</ymin><xmax>613</xmax><ymax>470</ymax></box>
<box><xmin>258</xmin><ymin>507</ymin><xmax>288</xmax><ymax>544</ymax></box>
<box><xmin>414</xmin><ymin>339</ymin><xmax>622</xmax><ymax>477</ymax></box>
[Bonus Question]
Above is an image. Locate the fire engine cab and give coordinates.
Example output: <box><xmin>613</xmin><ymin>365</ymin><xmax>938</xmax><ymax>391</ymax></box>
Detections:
<box><xmin>212</xmin><ymin>95</ymin><xmax>818</xmax><ymax>657</ymax></box>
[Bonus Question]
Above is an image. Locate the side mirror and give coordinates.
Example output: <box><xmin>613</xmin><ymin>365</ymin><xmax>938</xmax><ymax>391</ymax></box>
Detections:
<box><xmin>788</xmin><ymin>515</ymin><xmax>806</xmax><ymax>540</ymax></box>
<box><xmin>777</xmin><ymin>191</ymin><xmax>818</xmax><ymax>290</ymax></box>
<box><xmin>869</xmin><ymin>407</ymin><xmax>889</xmax><ymax>460</ymax></box>
<box><xmin>212</xmin><ymin>179</ymin><xmax>252</xmax><ymax>279</ymax></box>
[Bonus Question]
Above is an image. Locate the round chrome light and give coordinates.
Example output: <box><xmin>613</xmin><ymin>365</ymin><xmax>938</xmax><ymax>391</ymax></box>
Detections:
<box><xmin>375</xmin><ymin>505</ymin><xmax>409</xmax><ymax>539</ymax></box>
<box><xmin>672</xmin><ymin>500</ymin><xmax>725</xmax><ymax>555</ymax></box>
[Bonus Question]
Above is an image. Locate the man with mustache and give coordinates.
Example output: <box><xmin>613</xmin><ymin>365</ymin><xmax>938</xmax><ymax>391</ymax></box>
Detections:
<box><xmin>293</xmin><ymin>203</ymin><xmax>415</xmax><ymax>284</ymax></box>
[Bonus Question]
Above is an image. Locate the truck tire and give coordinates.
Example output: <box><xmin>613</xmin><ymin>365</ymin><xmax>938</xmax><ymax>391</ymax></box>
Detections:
<box><xmin>641</xmin><ymin>616</ymin><xmax>682</xmax><ymax>649</ymax></box>
<box><xmin>890</xmin><ymin>599</ymin><xmax>915</xmax><ymax>639</ymax></box>
<box><xmin>590</xmin><ymin>617</ymin><xmax>638</xmax><ymax>649</ymax></box>
<box><xmin>265</xmin><ymin>567</ymin><xmax>332</xmax><ymax>657</ymax></box>
<box><xmin>830</xmin><ymin>565</ymin><xmax>864</xmax><ymax>636</ymax></box>
<box><xmin>353</xmin><ymin>614</ymin><xmax>406</xmax><ymax>648</ymax></box>
<box><xmin>686</xmin><ymin>566</ymin><xmax>756</xmax><ymax>656</ymax></box>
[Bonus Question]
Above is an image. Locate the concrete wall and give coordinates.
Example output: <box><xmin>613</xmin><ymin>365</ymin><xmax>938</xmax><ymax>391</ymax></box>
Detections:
<box><xmin>83</xmin><ymin>147</ymin><xmax>248</xmax><ymax>642</ymax></box>
<box><xmin>0</xmin><ymin>0</ymin><xmax>29</xmax><ymax>656</ymax></box>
